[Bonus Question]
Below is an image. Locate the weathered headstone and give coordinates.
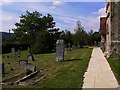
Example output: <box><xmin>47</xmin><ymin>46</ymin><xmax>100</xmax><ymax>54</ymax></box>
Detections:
<box><xmin>24</xmin><ymin>63</ymin><xmax>36</xmax><ymax>73</ymax></box>
<box><xmin>19</xmin><ymin>60</ymin><xmax>28</xmax><ymax>65</ymax></box>
<box><xmin>19</xmin><ymin>60</ymin><xmax>36</xmax><ymax>74</ymax></box>
<box><xmin>28</xmin><ymin>47</ymin><xmax>30</xmax><ymax>53</ymax></box>
<box><xmin>19</xmin><ymin>60</ymin><xmax>28</xmax><ymax>73</ymax></box>
<box><xmin>56</xmin><ymin>40</ymin><xmax>65</xmax><ymax>62</ymax></box>
<box><xmin>19</xmin><ymin>47</ymin><xmax>22</xmax><ymax>54</ymax></box>
<box><xmin>17</xmin><ymin>49</ymin><xmax>21</xmax><ymax>55</ymax></box>
<box><xmin>68</xmin><ymin>43</ymin><xmax>71</xmax><ymax>51</ymax></box>
<box><xmin>11</xmin><ymin>47</ymin><xmax>16</xmax><ymax>58</ymax></box>
<box><xmin>72</xmin><ymin>45</ymin><xmax>76</xmax><ymax>49</ymax></box>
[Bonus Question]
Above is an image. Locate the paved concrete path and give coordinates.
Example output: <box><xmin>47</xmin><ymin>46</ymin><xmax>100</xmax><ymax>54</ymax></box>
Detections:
<box><xmin>82</xmin><ymin>47</ymin><xmax>119</xmax><ymax>89</ymax></box>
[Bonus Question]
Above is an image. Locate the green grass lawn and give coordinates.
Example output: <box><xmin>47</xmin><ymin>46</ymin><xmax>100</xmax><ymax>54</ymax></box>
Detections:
<box><xmin>2</xmin><ymin>48</ymin><xmax>92</xmax><ymax>89</ymax></box>
<box><xmin>107</xmin><ymin>57</ymin><xmax>120</xmax><ymax>84</ymax></box>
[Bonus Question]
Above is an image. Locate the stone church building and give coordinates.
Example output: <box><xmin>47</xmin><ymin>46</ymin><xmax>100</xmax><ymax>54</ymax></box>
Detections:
<box><xmin>100</xmin><ymin>1</ymin><xmax>120</xmax><ymax>58</ymax></box>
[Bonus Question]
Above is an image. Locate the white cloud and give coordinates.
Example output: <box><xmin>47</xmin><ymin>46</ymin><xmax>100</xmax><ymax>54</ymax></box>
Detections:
<box><xmin>1</xmin><ymin>11</ymin><xmax>19</xmax><ymax>32</ymax></box>
<box><xmin>56</xmin><ymin>15</ymin><xmax>100</xmax><ymax>32</ymax></box>
<box><xmin>98</xmin><ymin>7</ymin><xmax>106</xmax><ymax>17</ymax></box>
<box><xmin>55</xmin><ymin>15</ymin><xmax>78</xmax><ymax>32</ymax></box>
<box><xmin>52</xmin><ymin>1</ymin><xmax>64</xmax><ymax>6</ymax></box>
<box><xmin>83</xmin><ymin>16</ymin><xmax>100</xmax><ymax>31</ymax></box>
<box><xmin>15</xmin><ymin>3</ymin><xmax>64</xmax><ymax>15</ymax></box>
<box><xmin>92</xmin><ymin>7</ymin><xmax>106</xmax><ymax>17</ymax></box>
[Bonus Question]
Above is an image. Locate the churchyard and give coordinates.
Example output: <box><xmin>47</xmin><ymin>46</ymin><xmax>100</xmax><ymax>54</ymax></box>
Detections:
<box><xmin>1</xmin><ymin>47</ymin><xmax>92</xmax><ymax>88</ymax></box>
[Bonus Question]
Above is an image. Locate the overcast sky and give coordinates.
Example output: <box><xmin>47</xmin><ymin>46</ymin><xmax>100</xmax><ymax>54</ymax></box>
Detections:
<box><xmin>0</xmin><ymin>1</ymin><xmax>106</xmax><ymax>33</ymax></box>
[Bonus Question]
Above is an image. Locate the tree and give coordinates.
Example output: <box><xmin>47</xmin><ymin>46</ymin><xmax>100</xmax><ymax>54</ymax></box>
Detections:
<box><xmin>73</xmin><ymin>20</ymin><xmax>86</xmax><ymax>48</ymax></box>
<box><xmin>31</xmin><ymin>30</ymin><xmax>52</xmax><ymax>54</ymax></box>
<box><xmin>61</xmin><ymin>30</ymin><xmax>73</xmax><ymax>47</ymax></box>
<box><xmin>87</xmin><ymin>30</ymin><xmax>94</xmax><ymax>46</ymax></box>
<box><xmin>13</xmin><ymin>11</ymin><xmax>58</xmax><ymax>44</ymax></box>
<box><xmin>12</xmin><ymin>11</ymin><xmax>61</xmax><ymax>54</ymax></box>
<box><xmin>13</xmin><ymin>11</ymin><xmax>42</xmax><ymax>45</ymax></box>
<box><xmin>92</xmin><ymin>32</ymin><xmax>101</xmax><ymax>45</ymax></box>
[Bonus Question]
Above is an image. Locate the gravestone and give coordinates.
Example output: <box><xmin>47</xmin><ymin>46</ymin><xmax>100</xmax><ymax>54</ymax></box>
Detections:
<box><xmin>68</xmin><ymin>43</ymin><xmax>71</xmax><ymax>51</ymax></box>
<box><xmin>56</xmin><ymin>40</ymin><xmax>65</xmax><ymax>62</ymax></box>
<box><xmin>17</xmin><ymin>49</ymin><xmax>21</xmax><ymax>56</ymax></box>
<box><xmin>72</xmin><ymin>45</ymin><xmax>76</xmax><ymax>49</ymax></box>
<box><xmin>19</xmin><ymin>60</ymin><xmax>36</xmax><ymax>73</ymax></box>
<box><xmin>11</xmin><ymin>47</ymin><xmax>16</xmax><ymax>58</ymax></box>
<box><xmin>28</xmin><ymin>47</ymin><xmax>30</xmax><ymax>53</ymax></box>
<box><xmin>19</xmin><ymin>60</ymin><xmax>28</xmax><ymax>65</ymax></box>
<box><xmin>24</xmin><ymin>63</ymin><xmax>36</xmax><ymax>73</ymax></box>
<box><xmin>27</xmin><ymin>47</ymin><xmax>35</xmax><ymax>61</ymax></box>
<box><xmin>19</xmin><ymin>47</ymin><xmax>22</xmax><ymax>54</ymax></box>
<box><xmin>27</xmin><ymin>55</ymin><xmax>35</xmax><ymax>61</ymax></box>
<box><xmin>19</xmin><ymin>60</ymin><xmax>28</xmax><ymax>72</ymax></box>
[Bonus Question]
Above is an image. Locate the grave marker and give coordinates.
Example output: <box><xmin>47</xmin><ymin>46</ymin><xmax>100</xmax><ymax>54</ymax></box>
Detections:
<box><xmin>19</xmin><ymin>60</ymin><xmax>36</xmax><ymax>73</ymax></box>
<box><xmin>19</xmin><ymin>60</ymin><xmax>28</xmax><ymax>65</ymax></box>
<box><xmin>17</xmin><ymin>49</ymin><xmax>21</xmax><ymax>55</ymax></box>
<box><xmin>11</xmin><ymin>47</ymin><xmax>16</xmax><ymax>58</ymax></box>
<box><xmin>56</xmin><ymin>40</ymin><xmax>65</xmax><ymax>62</ymax></box>
<box><xmin>24</xmin><ymin>63</ymin><xmax>36</xmax><ymax>73</ymax></box>
<box><xmin>68</xmin><ymin>43</ymin><xmax>71</xmax><ymax>51</ymax></box>
<box><xmin>27</xmin><ymin>47</ymin><xmax>35</xmax><ymax>61</ymax></box>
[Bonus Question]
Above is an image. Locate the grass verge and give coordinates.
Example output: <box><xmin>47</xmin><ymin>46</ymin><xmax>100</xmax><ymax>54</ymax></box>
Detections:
<box><xmin>107</xmin><ymin>57</ymin><xmax>120</xmax><ymax>84</ymax></box>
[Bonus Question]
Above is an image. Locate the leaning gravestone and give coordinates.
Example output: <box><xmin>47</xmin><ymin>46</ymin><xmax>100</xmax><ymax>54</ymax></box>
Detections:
<box><xmin>27</xmin><ymin>55</ymin><xmax>35</xmax><ymax>61</ymax></box>
<box><xmin>27</xmin><ymin>47</ymin><xmax>35</xmax><ymax>61</ymax></box>
<box><xmin>56</xmin><ymin>40</ymin><xmax>65</xmax><ymax>62</ymax></box>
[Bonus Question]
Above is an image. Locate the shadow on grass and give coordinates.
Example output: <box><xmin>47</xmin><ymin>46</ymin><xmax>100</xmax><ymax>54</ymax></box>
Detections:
<box><xmin>63</xmin><ymin>59</ymin><xmax>82</xmax><ymax>62</ymax></box>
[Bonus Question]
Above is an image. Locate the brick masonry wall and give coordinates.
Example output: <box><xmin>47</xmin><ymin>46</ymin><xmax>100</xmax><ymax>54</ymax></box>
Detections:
<box><xmin>118</xmin><ymin>1</ymin><xmax>120</xmax><ymax>57</ymax></box>
<box><xmin>110</xmin><ymin>2</ymin><xmax>120</xmax><ymax>57</ymax></box>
